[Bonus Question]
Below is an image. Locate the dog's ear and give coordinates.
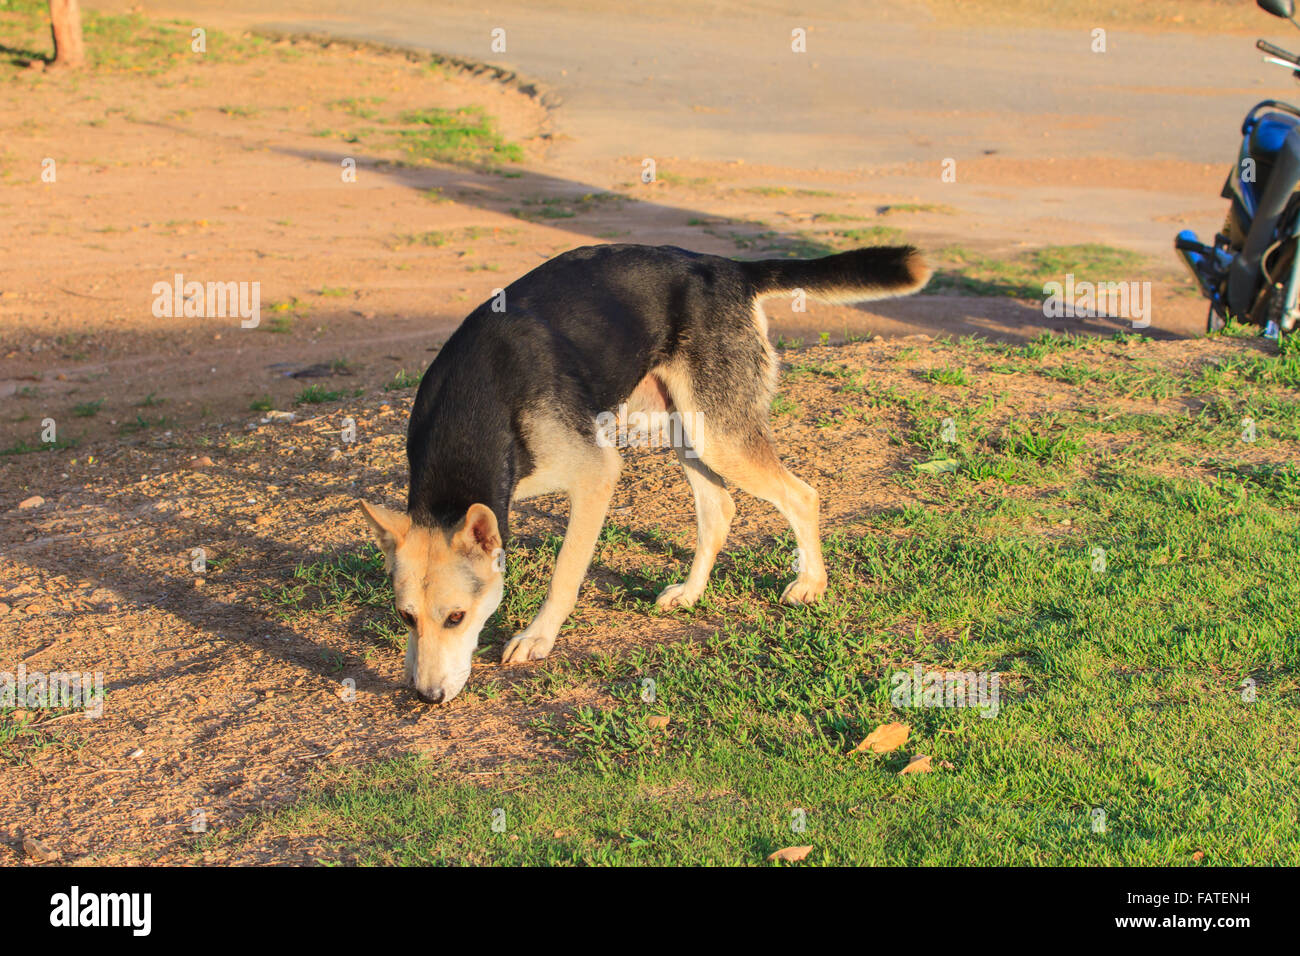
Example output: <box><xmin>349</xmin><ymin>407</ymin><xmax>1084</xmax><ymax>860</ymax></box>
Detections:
<box><xmin>453</xmin><ymin>503</ymin><xmax>501</xmax><ymax>561</ymax></box>
<box><xmin>358</xmin><ymin>501</ymin><xmax>410</xmax><ymax>571</ymax></box>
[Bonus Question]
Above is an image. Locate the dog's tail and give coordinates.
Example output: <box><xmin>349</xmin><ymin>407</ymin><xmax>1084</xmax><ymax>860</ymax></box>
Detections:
<box><xmin>739</xmin><ymin>245</ymin><xmax>931</xmax><ymax>304</ymax></box>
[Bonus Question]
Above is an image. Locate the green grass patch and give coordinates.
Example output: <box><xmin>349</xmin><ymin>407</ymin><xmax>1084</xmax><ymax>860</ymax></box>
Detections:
<box><xmin>1</xmin><ymin>0</ymin><xmax>269</xmax><ymax>73</ymax></box>
<box><xmin>879</xmin><ymin>203</ymin><xmax>956</xmax><ymax>215</ymax></box>
<box><xmin>294</xmin><ymin>385</ymin><xmax>347</xmax><ymax>405</ymax></box>
<box><xmin>737</xmin><ymin>186</ymin><xmax>836</xmax><ymax>198</ymax></box>
<box><xmin>834</xmin><ymin>225</ymin><xmax>906</xmax><ymax>246</ymax></box>
<box><xmin>930</xmin><ymin>244</ymin><xmax>1148</xmax><ymax>299</ymax></box>
<box><xmin>0</xmin><ymin>708</ymin><xmax>59</xmax><ymax>765</ymax></box>
<box><xmin>384</xmin><ymin>369</ymin><xmax>423</xmax><ymax>391</ymax></box>
<box><xmin>267</xmin><ymin>547</ymin><xmax>402</xmax><ymax>646</ymax></box>
<box><xmin>924</xmin><ymin>366</ymin><xmax>970</xmax><ymax>387</ymax></box>
<box><xmin>118</xmin><ymin>414</ymin><xmax>170</xmax><ymax>435</ymax></box>
<box><xmin>397</xmin><ymin>106</ymin><xmax>523</xmax><ymax>169</ymax></box>
<box><xmin>233</xmin><ymin>468</ymin><xmax>1300</xmax><ymax>863</ymax></box>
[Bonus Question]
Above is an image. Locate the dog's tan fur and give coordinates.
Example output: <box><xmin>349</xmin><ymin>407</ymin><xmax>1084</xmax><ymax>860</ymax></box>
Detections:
<box><xmin>360</xmin><ymin>501</ymin><xmax>505</xmax><ymax>702</ymax></box>
<box><xmin>504</xmin><ymin>411</ymin><xmax>622</xmax><ymax>663</ymax></box>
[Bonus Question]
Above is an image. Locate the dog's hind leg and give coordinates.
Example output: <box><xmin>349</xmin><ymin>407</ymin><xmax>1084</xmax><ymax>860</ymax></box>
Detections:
<box><xmin>656</xmin><ymin>448</ymin><xmax>735</xmax><ymax>609</ymax></box>
<box><xmin>659</xmin><ymin>340</ymin><xmax>828</xmax><ymax>605</ymax></box>
<box><xmin>695</xmin><ymin>426</ymin><xmax>827</xmax><ymax>605</ymax></box>
<box><xmin>502</xmin><ymin>439</ymin><xmax>621</xmax><ymax>663</ymax></box>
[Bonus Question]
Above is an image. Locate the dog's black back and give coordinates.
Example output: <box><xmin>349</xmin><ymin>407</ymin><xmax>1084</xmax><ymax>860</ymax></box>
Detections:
<box><xmin>406</xmin><ymin>243</ymin><xmax>925</xmax><ymax>534</ymax></box>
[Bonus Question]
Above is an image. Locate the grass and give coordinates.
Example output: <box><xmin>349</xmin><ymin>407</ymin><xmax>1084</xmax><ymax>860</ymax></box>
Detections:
<box><xmin>739</xmin><ymin>226</ymin><xmax>907</xmax><ymax>257</ymax></box>
<box><xmin>879</xmin><ymin>203</ymin><xmax>956</xmax><ymax>216</ymax></box>
<box><xmin>394</xmin><ymin>231</ymin><xmax>452</xmax><ymax>248</ymax></box>
<box><xmin>737</xmin><ymin>186</ymin><xmax>836</xmax><ymax>198</ymax></box>
<box><xmin>770</xmin><ymin>394</ymin><xmax>800</xmax><ymax>417</ymax></box>
<box><xmin>924</xmin><ymin>366</ymin><xmax>970</xmax><ymax>387</ymax></box>
<box><xmin>509</xmin><ymin>193</ymin><xmax>623</xmax><ymax>223</ymax></box>
<box><xmin>294</xmin><ymin>385</ymin><xmax>349</xmax><ymax>405</ymax></box>
<box><xmin>834</xmin><ymin>226</ymin><xmax>906</xmax><ymax>245</ymax></box>
<box><xmin>329</xmin><ymin>97</ymin><xmax>386</xmax><ymax>120</ymax></box>
<box><xmin>216</xmin><ymin>331</ymin><xmax>1300</xmax><ymax>866</ymax></box>
<box><xmin>0</xmin><ymin>708</ymin><xmax>60</xmax><ymax>765</ymax></box>
<box><xmin>384</xmin><ymin>369</ymin><xmax>423</xmax><ymax>391</ymax></box>
<box><xmin>656</xmin><ymin>172</ymin><xmax>712</xmax><ymax>188</ymax></box>
<box><xmin>234</xmin><ymin>474</ymin><xmax>1300</xmax><ymax>864</ymax></box>
<box><xmin>118</xmin><ymin>414</ymin><xmax>171</xmax><ymax>435</ymax></box>
<box><xmin>1</xmin><ymin>438</ymin><xmax>76</xmax><ymax>456</ymax></box>
<box><xmin>2</xmin><ymin>0</ymin><xmax>269</xmax><ymax>74</ymax></box>
<box><xmin>397</xmin><ymin>107</ymin><xmax>523</xmax><ymax>169</ymax></box>
<box><xmin>392</xmin><ymin>226</ymin><xmax>517</xmax><ymax>251</ymax></box>
<box><xmin>259</xmin><ymin>299</ymin><xmax>304</xmax><ymax>334</ymax></box>
<box><xmin>929</xmin><ymin>244</ymin><xmax>1148</xmax><ymax>299</ymax></box>
<box><xmin>999</xmin><ymin>424</ymin><xmax>1085</xmax><ymax>464</ymax></box>
<box><xmin>267</xmin><ymin>548</ymin><xmax>405</xmax><ymax>648</ymax></box>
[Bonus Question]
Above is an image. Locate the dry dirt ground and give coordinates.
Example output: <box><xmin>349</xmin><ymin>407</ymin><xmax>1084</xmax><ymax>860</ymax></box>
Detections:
<box><xmin>0</xmin><ymin>12</ymin><xmax>1275</xmax><ymax>864</ymax></box>
<box><xmin>0</xmin><ymin>24</ymin><xmax>1219</xmax><ymax>446</ymax></box>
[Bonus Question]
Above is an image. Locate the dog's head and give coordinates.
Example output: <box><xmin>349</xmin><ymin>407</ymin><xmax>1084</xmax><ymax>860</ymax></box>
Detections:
<box><xmin>359</xmin><ymin>501</ymin><xmax>504</xmax><ymax>704</ymax></box>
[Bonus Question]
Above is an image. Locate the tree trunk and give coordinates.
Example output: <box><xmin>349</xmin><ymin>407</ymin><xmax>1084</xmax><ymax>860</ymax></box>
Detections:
<box><xmin>48</xmin><ymin>0</ymin><xmax>86</xmax><ymax>68</ymax></box>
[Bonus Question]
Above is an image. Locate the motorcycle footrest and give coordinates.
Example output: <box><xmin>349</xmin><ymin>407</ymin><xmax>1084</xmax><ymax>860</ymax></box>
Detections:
<box><xmin>1175</xmin><ymin>236</ymin><xmax>1215</xmax><ymax>256</ymax></box>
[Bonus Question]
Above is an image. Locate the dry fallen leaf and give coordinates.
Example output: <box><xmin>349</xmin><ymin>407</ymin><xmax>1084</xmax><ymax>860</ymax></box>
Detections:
<box><xmin>914</xmin><ymin>458</ymin><xmax>959</xmax><ymax>475</ymax></box>
<box><xmin>855</xmin><ymin>722</ymin><xmax>910</xmax><ymax>754</ymax></box>
<box><xmin>23</xmin><ymin>836</ymin><xmax>59</xmax><ymax>862</ymax></box>
<box><xmin>645</xmin><ymin>715</ymin><xmax>670</xmax><ymax>729</ymax></box>
<box><xmin>899</xmin><ymin>754</ymin><xmax>933</xmax><ymax>775</ymax></box>
<box><xmin>1192</xmin><ymin>851</ymin><xmax>1205</xmax><ymax>862</ymax></box>
<box><xmin>767</xmin><ymin>845</ymin><xmax>813</xmax><ymax>862</ymax></box>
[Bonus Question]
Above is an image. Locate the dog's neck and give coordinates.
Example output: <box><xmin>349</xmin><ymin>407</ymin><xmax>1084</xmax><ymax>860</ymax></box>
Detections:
<box><xmin>406</xmin><ymin>449</ymin><xmax>513</xmax><ymax>544</ymax></box>
<box><xmin>405</xmin><ymin>337</ymin><xmax>529</xmax><ymax>546</ymax></box>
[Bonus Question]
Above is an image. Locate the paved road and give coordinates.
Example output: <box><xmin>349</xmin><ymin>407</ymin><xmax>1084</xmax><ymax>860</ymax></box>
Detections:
<box><xmin>102</xmin><ymin>0</ymin><xmax>1300</xmax><ymax>169</ymax></box>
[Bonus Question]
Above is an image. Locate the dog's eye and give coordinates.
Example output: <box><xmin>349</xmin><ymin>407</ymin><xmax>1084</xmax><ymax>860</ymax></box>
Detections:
<box><xmin>398</xmin><ymin>609</ymin><xmax>416</xmax><ymax>627</ymax></box>
<box><xmin>444</xmin><ymin>611</ymin><xmax>465</xmax><ymax>628</ymax></box>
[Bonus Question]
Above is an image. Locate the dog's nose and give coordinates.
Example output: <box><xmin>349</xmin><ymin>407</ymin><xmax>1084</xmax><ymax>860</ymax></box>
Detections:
<box><xmin>417</xmin><ymin>687</ymin><xmax>446</xmax><ymax>704</ymax></box>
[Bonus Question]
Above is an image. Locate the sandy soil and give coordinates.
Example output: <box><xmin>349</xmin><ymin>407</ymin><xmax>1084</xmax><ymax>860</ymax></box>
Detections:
<box><xmin>0</xmin><ymin>31</ymin><xmax>1216</xmax><ymax>446</ymax></box>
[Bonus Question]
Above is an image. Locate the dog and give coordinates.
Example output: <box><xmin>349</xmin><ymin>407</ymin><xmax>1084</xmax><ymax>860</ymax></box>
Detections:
<box><xmin>360</xmin><ymin>242</ymin><xmax>931</xmax><ymax>702</ymax></box>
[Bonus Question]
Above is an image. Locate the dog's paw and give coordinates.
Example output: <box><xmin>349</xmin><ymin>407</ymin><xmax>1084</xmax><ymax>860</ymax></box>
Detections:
<box><xmin>781</xmin><ymin>576</ymin><xmax>826</xmax><ymax>605</ymax></box>
<box><xmin>655</xmin><ymin>582</ymin><xmax>700</xmax><ymax>610</ymax></box>
<box><xmin>501</xmin><ymin>631</ymin><xmax>556</xmax><ymax>664</ymax></box>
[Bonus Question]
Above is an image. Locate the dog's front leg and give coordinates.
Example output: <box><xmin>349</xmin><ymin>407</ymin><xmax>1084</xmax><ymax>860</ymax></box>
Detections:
<box><xmin>502</xmin><ymin>446</ymin><xmax>620</xmax><ymax>663</ymax></box>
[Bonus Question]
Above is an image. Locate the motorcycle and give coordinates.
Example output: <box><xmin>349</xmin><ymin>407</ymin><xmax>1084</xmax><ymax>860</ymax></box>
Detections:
<box><xmin>1176</xmin><ymin>0</ymin><xmax>1300</xmax><ymax>340</ymax></box>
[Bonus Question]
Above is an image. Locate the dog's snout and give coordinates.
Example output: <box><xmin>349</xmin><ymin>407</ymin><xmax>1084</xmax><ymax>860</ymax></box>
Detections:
<box><xmin>417</xmin><ymin>687</ymin><xmax>446</xmax><ymax>705</ymax></box>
